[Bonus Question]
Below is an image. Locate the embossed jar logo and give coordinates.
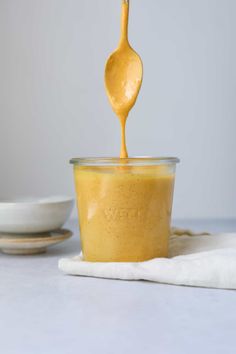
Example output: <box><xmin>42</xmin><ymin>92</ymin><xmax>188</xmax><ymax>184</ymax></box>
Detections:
<box><xmin>103</xmin><ymin>207</ymin><xmax>144</xmax><ymax>222</ymax></box>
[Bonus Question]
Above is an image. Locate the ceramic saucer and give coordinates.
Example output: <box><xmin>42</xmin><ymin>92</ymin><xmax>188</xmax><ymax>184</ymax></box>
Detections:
<box><xmin>0</xmin><ymin>229</ymin><xmax>72</xmax><ymax>255</ymax></box>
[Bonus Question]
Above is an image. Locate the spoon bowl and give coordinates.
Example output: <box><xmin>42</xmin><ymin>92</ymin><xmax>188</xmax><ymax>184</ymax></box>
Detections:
<box><xmin>105</xmin><ymin>45</ymin><xmax>143</xmax><ymax>116</ymax></box>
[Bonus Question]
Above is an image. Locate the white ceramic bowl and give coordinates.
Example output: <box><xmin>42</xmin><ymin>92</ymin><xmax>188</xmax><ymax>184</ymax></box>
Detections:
<box><xmin>0</xmin><ymin>196</ymin><xmax>74</xmax><ymax>234</ymax></box>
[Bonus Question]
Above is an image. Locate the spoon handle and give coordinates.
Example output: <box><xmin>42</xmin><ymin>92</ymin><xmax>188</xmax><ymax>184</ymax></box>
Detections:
<box><xmin>120</xmin><ymin>0</ymin><xmax>129</xmax><ymax>45</ymax></box>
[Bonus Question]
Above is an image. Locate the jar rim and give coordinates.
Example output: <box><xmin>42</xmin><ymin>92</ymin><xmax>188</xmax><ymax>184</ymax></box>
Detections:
<box><xmin>70</xmin><ymin>157</ymin><xmax>180</xmax><ymax>166</ymax></box>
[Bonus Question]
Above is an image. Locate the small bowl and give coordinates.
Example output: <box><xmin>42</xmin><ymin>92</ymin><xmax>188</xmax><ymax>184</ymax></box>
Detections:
<box><xmin>0</xmin><ymin>196</ymin><xmax>74</xmax><ymax>234</ymax></box>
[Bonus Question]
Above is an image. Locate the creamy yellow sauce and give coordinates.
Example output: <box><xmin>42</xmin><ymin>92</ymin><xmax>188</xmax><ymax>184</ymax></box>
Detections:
<box><xmin>72</xmin><ymin>1</ymin><xmax>176</xmax><ymax>262</ymax></box>
<box><xmin>75</xmin><ymin>165</ymin><xmax>174</xmax><ymax>262</ymax></box>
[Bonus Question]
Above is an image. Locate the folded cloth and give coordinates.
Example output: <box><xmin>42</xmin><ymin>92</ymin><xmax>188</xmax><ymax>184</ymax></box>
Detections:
<box><xmin>58</xmin><ymin>229</ymin><xmax>236</xmax><ymax>290</ymax></box>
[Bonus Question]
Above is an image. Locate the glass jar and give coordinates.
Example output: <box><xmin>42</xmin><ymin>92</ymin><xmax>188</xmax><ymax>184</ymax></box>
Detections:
<box><xmin>70</xmin><ymin>157</ymin><xmax>179</xmax><ymax>262</ymax></box>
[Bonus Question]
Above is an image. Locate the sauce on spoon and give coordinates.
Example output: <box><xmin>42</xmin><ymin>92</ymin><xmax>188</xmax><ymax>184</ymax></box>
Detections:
<box><xmin>105</xmin><ymin>0</ymin><xmax>143</xmax><ymax>158</ymax></box>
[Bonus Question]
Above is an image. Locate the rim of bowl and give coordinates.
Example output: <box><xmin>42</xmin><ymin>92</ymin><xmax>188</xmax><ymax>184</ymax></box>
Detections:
<box><xmin>0</xmin><ymin>196</ymin><xmax>74</xmax><ymax>207</ymax></box>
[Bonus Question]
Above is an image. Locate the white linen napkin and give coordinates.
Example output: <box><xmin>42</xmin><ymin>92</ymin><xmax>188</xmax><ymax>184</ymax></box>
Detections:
<box><xmin>58</xmin><ymin>229</ymin><xmax>236</xmax><ymax>290</ymax></box>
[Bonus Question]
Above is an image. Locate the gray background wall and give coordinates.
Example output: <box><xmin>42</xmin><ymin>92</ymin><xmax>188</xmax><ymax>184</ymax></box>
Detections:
<box><xmin>0</xmin><ymin>0</ymin><xmax>235</xmax><ymax>219</ymax></box>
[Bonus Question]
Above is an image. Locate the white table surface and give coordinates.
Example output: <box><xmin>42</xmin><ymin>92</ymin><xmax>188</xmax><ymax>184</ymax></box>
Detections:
<box><xmin>1</xmin><ymin>219</ymin><xmax>236</xmax><ymax>354</ymax></box>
